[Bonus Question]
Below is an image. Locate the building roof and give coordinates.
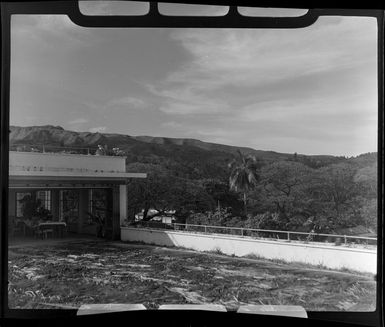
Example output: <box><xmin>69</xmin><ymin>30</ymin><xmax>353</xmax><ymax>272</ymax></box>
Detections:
<box><xmin>8</xmin><ymin>151</ymin><xmax>146</xmax><ymax>187</ymax></box>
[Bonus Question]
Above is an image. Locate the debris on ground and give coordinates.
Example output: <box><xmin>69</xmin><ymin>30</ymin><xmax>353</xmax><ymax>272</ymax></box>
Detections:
<box><xmin>8</xmin><ymin>241</ymin><xmax>376</xmax><ymax>310</ymax></box>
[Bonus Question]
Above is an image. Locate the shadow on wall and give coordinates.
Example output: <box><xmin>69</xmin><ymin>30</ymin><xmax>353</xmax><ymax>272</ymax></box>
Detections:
<box><xmin>125</xmin><ymin>229</ymin><xmax>180</xmax><ymax>247</ymax></box>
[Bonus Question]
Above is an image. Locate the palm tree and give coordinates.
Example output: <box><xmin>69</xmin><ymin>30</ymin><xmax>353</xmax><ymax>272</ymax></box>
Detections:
<box><xmin>228</xmin><ymin>150</ymin><xmax>260</xmax><ymax>216</ymax></box>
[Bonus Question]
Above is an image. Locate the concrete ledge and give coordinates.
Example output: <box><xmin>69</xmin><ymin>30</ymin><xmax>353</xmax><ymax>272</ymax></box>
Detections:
<box><xmin>77</xmin><ymin>303</ymin><xmax>146</xmax><ymax>315</ymax></box>
<box><xmin>121</xmin><ymin>228</ymin><xmax>377</xmax><ymax>273</ymax></box>
<box><xmin>237</xmin><ymin>305</ymin><xmax>307</xmax><ymax>318</ymax></box>
<box><xmin>159</xmin><ymin>304</ymin><xmax>227</xmax><ymax>311</ymax></box>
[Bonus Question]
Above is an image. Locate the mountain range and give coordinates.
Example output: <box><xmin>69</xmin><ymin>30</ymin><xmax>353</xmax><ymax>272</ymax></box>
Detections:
<box><xmin>9</xmin><ymin>125</ymin><xmax>375</xmax><ymax>180</ymax></box>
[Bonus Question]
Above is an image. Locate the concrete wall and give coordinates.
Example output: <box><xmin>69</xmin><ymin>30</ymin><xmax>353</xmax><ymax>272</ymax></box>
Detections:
<box><xmin>121</xmin><ymin>228</ymin><xmax>377</xmax><ymax>274</ymax></box>
<box><xmin>9</xmin><ymin>151</ymin><xmax>126</xmax><ymax>173</ymax></box>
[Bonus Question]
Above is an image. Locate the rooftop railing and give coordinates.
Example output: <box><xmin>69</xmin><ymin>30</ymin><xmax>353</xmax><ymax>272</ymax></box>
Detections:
<box><xmin>130</xmin><ymin>221</ymin><xmax>377</xmax><ymax>247</ymax></box>
<box><xmin>10</xmin><ymin>143</ymin><xmax>97</xmax><ymax>155</ymax></box>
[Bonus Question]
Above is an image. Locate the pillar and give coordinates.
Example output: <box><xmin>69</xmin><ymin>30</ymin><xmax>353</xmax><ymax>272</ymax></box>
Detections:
<box><xmin>112</xmin><ymin>185</ymin><xmax>121</xmax><ymax>241</ymax></box>
<box><xmin>119</xmin><ymin>184</ymin><xmax>127</xmax><ymax>226</ymax></box>
<box><xmin>8</xmin><ymin>190</ymin><xmax>16</xmax><ymax>217</ymax></box>
<box><xmin>51</xmin><ymin>189</ymin><xmax>60</xmax><ymax>221</ymax></box>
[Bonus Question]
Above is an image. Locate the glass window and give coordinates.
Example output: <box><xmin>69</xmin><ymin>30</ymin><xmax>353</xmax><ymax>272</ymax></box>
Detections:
<box><xmin>15</xmin><ymin>192</ymin><xmax>32</xmax><ymax>218</ymax></box>
<box><xmin>59</xmin><ymin>190</ymin><xmax>79</xmax><ymax>223</ymax></box>
<box><xmin>88</xmin><ymin>189</ymin><xmax>108</xmax><ymax>223</ymax></box>
<box><xmin>36</xmin><ymin>190</ymin><xmax>51</xmax><ymax>211</ymax></box>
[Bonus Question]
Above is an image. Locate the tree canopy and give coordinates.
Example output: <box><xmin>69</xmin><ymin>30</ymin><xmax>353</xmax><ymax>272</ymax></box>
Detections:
<box><xmin>228</xmin><ymin>150</ymin><xmax>262</xmax><ymax>216</ymax></box>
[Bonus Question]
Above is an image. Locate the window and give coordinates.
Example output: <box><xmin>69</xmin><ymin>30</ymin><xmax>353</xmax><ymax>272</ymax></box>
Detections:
<box><xmin>59</xmin><ymin>190</ymin><xmax>79</xmax><ymax>223</ymax></box>
<box><xmin>36</xmin><ymin>190</ymin><xmax>51</xmax><ymax>211</ymax></box>
<box><xmin>88</xmin><ymin>189</ymin><xmax>108</xmax><ymax>223</ymax></box>
<box><xmin>15</xmin><ymin>192</ymin><xmax>32</xmax><ymax>218</ymax></box>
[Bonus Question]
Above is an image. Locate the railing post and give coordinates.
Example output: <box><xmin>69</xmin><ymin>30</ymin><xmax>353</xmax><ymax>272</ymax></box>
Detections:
<box><xmin>287</xmin><ymin>232</ymin><xmax>290</xmax><ymax>241</ymax></box>
<box><xmin>241</xmin><ymin>228</ymin><xmax>243</xmax><ymax>236</ymax></box>
<box><xmin>344</xmin><ymin>235</ymin><xmax>347</xmax><ymax>244</ymax></box>
<box><xmin>204</xmin><ymin>226</ymin><xmax>207</xmax><ymax>233</ymax></box>
<box><xmin>42</xmin><ymin>144</ymin><xmax>45</xmax><ymax>153</ymax></box>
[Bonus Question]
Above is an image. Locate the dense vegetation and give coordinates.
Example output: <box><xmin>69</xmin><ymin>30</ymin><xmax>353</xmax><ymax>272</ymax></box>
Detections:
<box><xmin>10</xmin><ymin>125</ymin><xmax>377</xmax><ymax>235</ymax></box>
<box><xmin>128</xmin><ymin>152</ymin><xmax>377</xmax><ymax>235</ymax></box>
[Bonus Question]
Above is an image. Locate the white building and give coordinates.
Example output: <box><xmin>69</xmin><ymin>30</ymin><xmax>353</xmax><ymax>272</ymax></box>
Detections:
<box><xmin>8</xmin><ymin>151</ymin><xmax>146</xmax><ymax>240</ymax></box>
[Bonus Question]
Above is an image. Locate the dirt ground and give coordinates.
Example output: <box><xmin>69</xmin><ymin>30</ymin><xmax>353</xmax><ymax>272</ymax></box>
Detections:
<box><xmin>8</xmin><ymin>240</ymin><xmax>376</xmax><ymax>311</ymax></box>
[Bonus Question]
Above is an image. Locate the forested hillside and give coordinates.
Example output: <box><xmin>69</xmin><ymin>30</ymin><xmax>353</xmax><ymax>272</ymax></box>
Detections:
<box><xmin>10</xmin><ymin>125</ymin><xmax>349</xmax><ymax>180</ymax></box>
<box><xmin>10</xmin><ymin>125</ymin><xmax>377</xmax><ymax>235</ymax></box>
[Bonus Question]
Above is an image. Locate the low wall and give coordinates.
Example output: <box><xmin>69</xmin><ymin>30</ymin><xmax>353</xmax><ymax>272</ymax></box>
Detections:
<box><xmin>121</xmin><ymin>227</ymin><xmax>377</xmax><ymax>274</ymax></box>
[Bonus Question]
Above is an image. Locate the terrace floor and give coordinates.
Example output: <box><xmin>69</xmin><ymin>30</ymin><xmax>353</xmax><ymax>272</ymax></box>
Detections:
<box><xmin>8</xmin><ymin>233</ymin><xmax>101</xmax><ymax>248</ymax></box>
<box><xmin>7</xmin><ymin>239</ymin><xmax>376</xmax><ymax>311</ymax></box>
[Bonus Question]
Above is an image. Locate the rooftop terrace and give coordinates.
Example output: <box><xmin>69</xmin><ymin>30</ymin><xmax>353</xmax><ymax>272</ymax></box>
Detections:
<box><xmin>8</xmin><ymin>150</ymin><xmax>146</xmax><ymax>181</ymax></box>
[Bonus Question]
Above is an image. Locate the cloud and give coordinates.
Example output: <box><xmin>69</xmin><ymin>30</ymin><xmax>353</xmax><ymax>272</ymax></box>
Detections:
<box><xmin>168</xmin><ymin>16</ymin><xmax>375</xmax><ymax>83</ymax></box>
<box><xmin>11</xmin><ymin>15</ymin><xmax>97</xmax><ymax>48</ymax></box>
<box><xmin>237</xmin><ymin>91</ymin><xmax>377</xmax><ymax>124</ymax></box>
<box><xmin>69</xmin><ymin>118</ymin><xmax>88</xmax><ymax>125</ymax></box>
<box><xmin>158</xmin><ymin>99</ymin><xmax>229</xmax><ymax>115</ymax></box>
<box><xmin>161</xmin><ymin>120</ymin><xmax>241</xmax><ymax>141</ymax></box>
<box><xmin>161</xmin><ymin>121</ymin><xmax>184</xmax><ymax>129</ymax></box>
<box><xmin>89</xmin><ymin>126</ymin><xmax>107</xmax><ymax>133</ymax></box>
<box><xmin>145</xmin><ymin>16</ymin><xmax>376</xmax><ymax>118</ymax></box>
<box><xmin>106</xmin><ymin>96</ymin><xmax>147</xmax><ymax>109</ymax></box>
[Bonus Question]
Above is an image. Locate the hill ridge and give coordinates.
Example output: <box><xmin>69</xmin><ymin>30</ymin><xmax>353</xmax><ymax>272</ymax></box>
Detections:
<box><xmin>9</xmin><ymin>125</ymin><xmax>375</xmax><ymax>180</ymax></box>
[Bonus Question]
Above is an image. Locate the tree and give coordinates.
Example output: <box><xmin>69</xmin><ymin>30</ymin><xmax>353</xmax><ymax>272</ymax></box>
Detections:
<box><xmin>127</xmin><ymin>174</ymin><xmax>215</xmax><ymax>223</ymax></box>
<box><xmin>358</xmin><ymin>198</ymin><xmax>377</xmax><ymax>232</ymax></box>
<box><xmin>354</xmin><ymin>163</ymin><xmax>377</xmax><ymax>232</ymax></box>
<box><xmin>316</xmin><ymin>163</ymin><xmax>362</xmax><ymax>220</ymax></box>
<box><xmin>202</xmin><ymin>179</ymin><xmax>243</xmax><ymax>214</ymax></box>
<box><xmin>258</xmin><ymin>160</ymin><xmax>314</xmax><ymax>228</ymax></box>
<box><xmin>228</xmin><ymin>150</ymin><xmax>261</xmax><ymax>216</ymax></box>
<box><xmin>354</xmin><ymin>163</ymin><xmax>377</xmax><ymax>198</ymax></box>
<box><xmin>300</xmin><ymin>162</ymin><xmax>366</xmax><ymax>232</ymax></box>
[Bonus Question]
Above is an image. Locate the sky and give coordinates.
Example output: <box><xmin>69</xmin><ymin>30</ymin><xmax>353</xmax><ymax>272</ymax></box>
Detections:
<box><xmin>10</xmin><ymin>2</ymin><xmax>378</xmax><ymax>156</ymax></box>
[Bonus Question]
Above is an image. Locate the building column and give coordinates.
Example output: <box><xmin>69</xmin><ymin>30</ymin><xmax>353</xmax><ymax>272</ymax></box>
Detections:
<box><xmin>78</xmin><ymin>189</ymin><xmax>89</xmax><ymax>234</ymax></box>
<box><xmin>112</xmin><ymin>185</ymin><xmax>121</xmax><ymax>241</ymax></box>
<box><xmin>119</xmin><ymin>184</ymin><xmax>127</xmax><ymax>227</ymax></box>
<box><xmin>8</xmin><ymin>190</ymin><xmax>16</xmax><ymax>217</ymax></box>
<box><xmin>51</xmin><ymin>189</ymin><xmax>60</xmax><ymax>221</ymax></box>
